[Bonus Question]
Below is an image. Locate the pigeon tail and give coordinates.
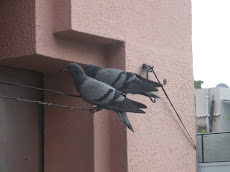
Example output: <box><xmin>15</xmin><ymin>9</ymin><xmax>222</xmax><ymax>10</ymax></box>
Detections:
<box><xmin>119</xmin><ymin>75</ymin><xmax>162</xmax><ymax>94</ymax></box>
<box><xmin>125</xmin><ymin>99</ymin><xmax>147</xmax><ymax>109</ymax></box>
<box><xmin>118</xmin><ymin>112</ymin><xmax>134</xmax><ymax>132</ymax></box>
<box><xmin>106</xmin><ymin>98</ymin><xmax>146</xmax><ymax>113</ymax></box>
<box><xmin>136</xmin><ymin>75</ymin><xmax>162</xmax><ymax>88</ymax></box>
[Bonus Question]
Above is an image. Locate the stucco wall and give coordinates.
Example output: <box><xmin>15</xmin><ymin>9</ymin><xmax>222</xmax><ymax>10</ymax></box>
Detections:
<box><xmin>124</xmin><ymin>1</ymin><xmax>195</xmax><ymax>171</ymax></box>
<box><xmin>0</xmin><ymin>0</ymin><xmax>195</xmax><ymax>171</ymax></box>
<box><xmin>0</xmin><ymin>0</ymin><xmax>35</xmax><ymax>59</ymax></box>
<box><xmin>42</xmin><ymin>0</ymin><xmax>196</xmax><ymax>170</ymax></box>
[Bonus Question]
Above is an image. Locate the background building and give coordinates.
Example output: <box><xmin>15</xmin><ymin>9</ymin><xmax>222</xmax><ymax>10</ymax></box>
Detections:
<box><xmin>195</xmin><ymin>86</ymin><xmax>230</xmax><ymax>171</ymax></box>
<box><xmin>195</xmin><ymin>86</ymin><xmax>230</xmax><ymax>133</ymax></box>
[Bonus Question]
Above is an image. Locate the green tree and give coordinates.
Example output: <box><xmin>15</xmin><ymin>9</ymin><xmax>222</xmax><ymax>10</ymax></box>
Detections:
<box><xmin>194</xmin><ymin>80</ymin><xmax>204</xmax><ymax>89</ymax></box>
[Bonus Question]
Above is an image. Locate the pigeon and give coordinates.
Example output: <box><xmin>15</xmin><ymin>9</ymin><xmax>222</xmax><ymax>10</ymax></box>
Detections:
<box><xmin>84</xmin><ymin>64</ymin><xmax>162</xmax><ymax>99</ymax></box>
<box><xmin>64</xmin><ymin>63</ymin><xmax>148</xmax><ymax>132</ymax></box>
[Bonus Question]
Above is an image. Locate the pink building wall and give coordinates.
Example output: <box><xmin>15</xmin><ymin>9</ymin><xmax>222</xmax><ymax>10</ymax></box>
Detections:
<box><xmin>0</xmin><ymin>0</ymin><xmax>196</xmax><ymax>171</ymax></box>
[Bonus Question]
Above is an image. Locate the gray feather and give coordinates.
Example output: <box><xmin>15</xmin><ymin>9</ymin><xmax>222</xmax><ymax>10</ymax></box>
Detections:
<box><xmin>79</xmin><ymin>79</ymin><xmax>119</xmax><ymax>105</ymax></box>
<box><xmin>118</xmin><ymin>112</ymin><xmax>134</xmax><ymax>132</ymax></box>
<box><xmin>96</xmin><ymin>69</ymin><xmax>126</xmax><ymax>88</ymax></box>
<box><xmin>84</xmin><ymin>64</ymin><xmax>162</xmax><ymax>98</ymax></box>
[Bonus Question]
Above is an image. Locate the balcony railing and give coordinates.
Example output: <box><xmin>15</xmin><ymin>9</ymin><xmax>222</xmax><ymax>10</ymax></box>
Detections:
<box><xmin>197</xmin><ymin>132</ymin><xmax>230</xmax><ymax>163</ymax></box>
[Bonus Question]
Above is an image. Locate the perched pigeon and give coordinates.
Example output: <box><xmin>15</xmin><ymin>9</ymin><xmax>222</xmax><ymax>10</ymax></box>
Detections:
<box><xmin>84</xmin><ymin>64</ymin><xmax>162</xmax><ymax>99</ymax></box>
<box><xmin>64</xmin><ymin>63</ymin><xmax>148</xmax><ymax>132</ymax></box>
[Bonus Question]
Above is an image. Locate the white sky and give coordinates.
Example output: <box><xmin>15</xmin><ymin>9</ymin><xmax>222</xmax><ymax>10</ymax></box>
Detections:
<box><xmin>192</xmin><ymin>0</ymin><xmax>230</xmax><ymax>88</ymax></box>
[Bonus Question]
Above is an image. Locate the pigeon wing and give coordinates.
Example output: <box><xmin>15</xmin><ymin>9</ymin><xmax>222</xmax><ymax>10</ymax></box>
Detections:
<box><xmin>95</xmin><ymin>68</ymin><xmax>127</xmax><ymax>89</ymax></box>
<box><xmin>79</xmin><ymin>78</ymin><xmax>146</xmax><ymax>113</ymax></box>
<box><xmin>119</xmin><ymin>72</ymin><xmax>162</xmax><ymax>94</ymax></box>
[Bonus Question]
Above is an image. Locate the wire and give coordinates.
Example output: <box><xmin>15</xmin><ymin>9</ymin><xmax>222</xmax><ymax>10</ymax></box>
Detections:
<box><xmin>0</xmin><ymin>95</ymin><xmax>94</xmax><ymax>111</ymax></box>
<box><xmin>0</xmin><ymin>80</ymin><xmax>81</xmax><ymax>98</ymax></box>
<box><xmin>0</xmin><ymin>80</ymin><xmax>101</xmax><ymax>112</ymax></box>
<box><xmin>142</xmin><ymin>64</ymin><xmax>196</xmax><ymax>149</ymax></box>
<box><xmin>0</xmin><ymin>68</ymin><xmax>197</xmax><ymax>145</ymax></box>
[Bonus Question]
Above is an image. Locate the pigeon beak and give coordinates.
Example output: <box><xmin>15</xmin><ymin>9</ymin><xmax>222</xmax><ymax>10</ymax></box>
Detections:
<box><xmin>63</xmin><ymin>68</ymin><xmax>67</xmax><ymax>73</ymax></box>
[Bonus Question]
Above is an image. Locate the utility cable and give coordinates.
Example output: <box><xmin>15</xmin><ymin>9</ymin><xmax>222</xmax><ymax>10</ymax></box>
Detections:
<box><xmin>0</xmin><ymin>80</ymin><xmax>81</xmax><ymax>98</ymax></box>
<box><xmin>0</xmin><ymin>95</ymin><xmax>95</xmax><ymax>112</ymax></box>
<box><xmin>0</xmin><ymin>80</ymin><xmax>102</xmax><ymax>112</ymax></box>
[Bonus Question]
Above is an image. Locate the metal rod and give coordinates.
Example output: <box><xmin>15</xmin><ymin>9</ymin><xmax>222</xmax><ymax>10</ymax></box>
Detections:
<box><xmin>201</xmin><ymin>135</ymin><xmax>204</xmax><ymax>163</ymax></box>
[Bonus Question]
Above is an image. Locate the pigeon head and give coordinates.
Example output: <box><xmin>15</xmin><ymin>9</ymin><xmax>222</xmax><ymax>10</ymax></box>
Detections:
<box><xmin>84</xmin><ymin>64</ymin><xmax>102</xmax><ymax>78</ymax></box>
<box><xmin>64</xmin><ymin>63</ymin><xmax>86</xmax><ymax>78</ymax></box>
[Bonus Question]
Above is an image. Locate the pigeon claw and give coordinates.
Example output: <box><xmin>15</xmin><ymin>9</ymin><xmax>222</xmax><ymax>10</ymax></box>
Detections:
<box><xmin>149</xmin><ymin>97</ymin><xmax>156</xmax><ymax>103</ymax></box>
<box><xmin>91</xmin><ymin>106</ymin><xmax>103</xmax><ymax>113</ymax></box>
